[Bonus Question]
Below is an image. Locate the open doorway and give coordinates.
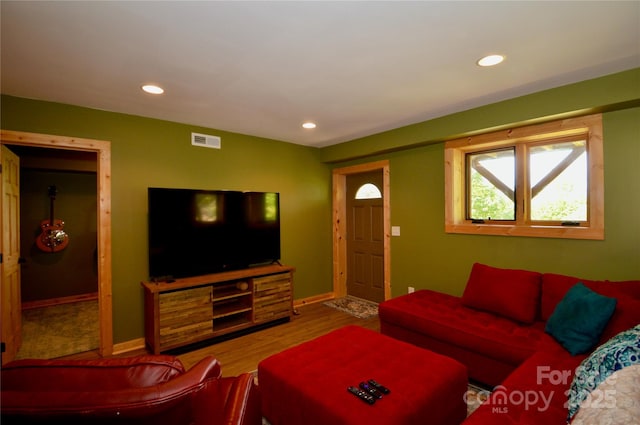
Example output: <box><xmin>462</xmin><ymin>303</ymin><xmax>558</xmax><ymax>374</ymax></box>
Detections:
<box><xmin>0</xmin><ymin>130</ymin><xmax>112</xmax><ymax>364</ymax></box>
<box><xmin>332</xmin><ymin>160</ymin><xmax>390</xmax><ymax>302</ymax></box>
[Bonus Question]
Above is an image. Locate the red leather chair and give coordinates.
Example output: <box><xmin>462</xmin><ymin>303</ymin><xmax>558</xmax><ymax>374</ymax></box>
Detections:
<box><xmin>0</xmin><ymin>354</ymin><xmax>261</xmax><ymax>425</ymax></box>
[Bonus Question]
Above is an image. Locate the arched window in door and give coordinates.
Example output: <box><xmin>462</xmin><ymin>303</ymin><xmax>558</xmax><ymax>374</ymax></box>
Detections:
<box><xmin>355</xmin><ymin>183</ymin><xmax>382</xmax><ymax>199</ymax></box>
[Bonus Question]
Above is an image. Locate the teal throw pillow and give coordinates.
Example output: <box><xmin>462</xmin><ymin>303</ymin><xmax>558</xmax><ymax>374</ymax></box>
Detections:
<box><xmin>567</xmin><ymin>324</ymin><xmax>640</xmax><ymax>421</ymax></box>
<box><xmin>545</xmin><ymin>282</ymin><xmax>617</xmax><ymax>355</ymax></box>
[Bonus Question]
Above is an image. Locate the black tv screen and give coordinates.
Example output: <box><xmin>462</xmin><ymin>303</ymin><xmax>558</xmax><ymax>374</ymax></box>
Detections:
<box><xmin>148</xmin><ymin>188</ymin><xmax>280</xmax><ymax>280</ymax></box>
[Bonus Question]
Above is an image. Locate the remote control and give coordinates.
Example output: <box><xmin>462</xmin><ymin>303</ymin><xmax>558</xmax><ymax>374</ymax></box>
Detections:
<box><xmin>368</xmin><ymin>379</ymin><xmax>390</xmax><ymax>394</ymax></box>
<box><xmin>347</xmin><ymin>386</ymin><xmax>376</xmax><ymax>404</ymax></box>
<box><xmin>359</xmin><ymin>382</ymin><xmax>383</xmax><ymax>399</ymax></box>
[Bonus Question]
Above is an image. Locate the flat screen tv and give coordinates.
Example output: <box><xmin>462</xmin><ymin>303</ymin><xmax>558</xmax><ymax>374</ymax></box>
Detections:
<box><xmin>148</xmin><ymin>188</ymin><xmax>280</xmax><ymax>280</ymax></box>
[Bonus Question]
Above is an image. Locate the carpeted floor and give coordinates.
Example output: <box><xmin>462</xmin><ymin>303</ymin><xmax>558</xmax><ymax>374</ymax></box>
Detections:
<box><xmin>323</xmin><ymin>296</ymin><xmax>379</xmax><ymax>319</ymax></box>
<box><xmin>16</xmin><ymin>300</ymin><xmax>99</xmax><ymax>360</ymax></box>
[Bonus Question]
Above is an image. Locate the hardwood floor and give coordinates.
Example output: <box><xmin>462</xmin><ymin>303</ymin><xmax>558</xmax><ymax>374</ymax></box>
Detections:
<box><xmin>179</xmin><ymin>302</ymin><xmax>380</xmax><ymax>376</ymax></box>
<box><xmin>63</xmin><ymin>302</ymin><xmax>380</xmax><ymax>377</ymax></box>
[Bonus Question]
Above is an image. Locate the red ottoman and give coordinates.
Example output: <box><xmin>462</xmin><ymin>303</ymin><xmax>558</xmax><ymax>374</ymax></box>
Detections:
<box><xmin>258</xmin><ymin>325</ymin><xmax>468</xmax><ymax>425</ymax></box>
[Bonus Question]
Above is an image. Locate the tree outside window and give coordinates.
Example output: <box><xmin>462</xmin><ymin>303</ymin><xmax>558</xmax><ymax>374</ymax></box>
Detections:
<box><xmin>445</xmin><ymin>114</ymin><xmax>603</xmax><ymax>239</ymax></box>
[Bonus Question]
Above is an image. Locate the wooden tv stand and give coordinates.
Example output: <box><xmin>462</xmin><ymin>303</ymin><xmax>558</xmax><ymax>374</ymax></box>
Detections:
<box><xmin>142</xmin><ymin>264</ymin><xmax>295</xmax><ymax>354</ymax></box>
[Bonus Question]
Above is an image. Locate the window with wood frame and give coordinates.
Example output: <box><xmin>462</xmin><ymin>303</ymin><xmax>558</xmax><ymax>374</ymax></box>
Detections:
<box><xmin>445</xmin><ymin>114</ymin><xmax>603</xmax><ymax>240</ymax></box>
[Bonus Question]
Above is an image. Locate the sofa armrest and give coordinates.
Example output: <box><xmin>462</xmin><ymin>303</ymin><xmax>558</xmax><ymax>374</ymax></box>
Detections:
<box><xmin>1</xmin><ymin>356</ymin><xmax>252</xmax><ymax>425</ymax></box>
<box><xmin>193</xmin><ymin>373</ymin><xmax>261</xmax><ymax>425</ymax></box>
<box><xmin>1</xmin><ymin>355</ymin><xmax>203</xmax><ymax>391</ymax></box>
<box><xmin>221</xmin><ymin>373</ymin><xmax>261</xmax><ymax>425</ymax></box>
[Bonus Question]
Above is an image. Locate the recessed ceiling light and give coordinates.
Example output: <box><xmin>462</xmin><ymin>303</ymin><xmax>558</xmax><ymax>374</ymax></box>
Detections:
<box><xmin>302</xmin><ymin>122</ymin><xmax>317</xmax><ymax>129</ymax></box>
<box><xmin>477</xmin><ymin>54</ymin><xmax>505</xmax><ymax>67</ymax></box>
<box><xmin>142</xmin><ymin>84</ymin><xmax>164</xmax><ymax>94</ymax></box>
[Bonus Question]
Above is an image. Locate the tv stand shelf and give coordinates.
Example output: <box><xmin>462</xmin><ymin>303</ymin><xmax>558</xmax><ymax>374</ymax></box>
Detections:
<box><xmin>142</xmin><ymin>264</ymin><xmax>294</xmax><ymax>354</ymax></box>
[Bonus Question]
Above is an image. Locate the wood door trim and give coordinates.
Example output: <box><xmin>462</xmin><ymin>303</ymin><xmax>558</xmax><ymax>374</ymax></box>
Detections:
<box><xmin>0</xmin><ymin>129</ymin><xmax>113</xmax><ymax>356</ymax></box>
<box><xmin>332</xmin><ymin>160</ymin><xmax>390</xmax><ymax>301</ymax></box>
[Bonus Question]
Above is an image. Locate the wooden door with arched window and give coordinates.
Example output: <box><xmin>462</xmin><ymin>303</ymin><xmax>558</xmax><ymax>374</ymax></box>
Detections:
<box><xmin>332</xmin><ymin>160</ymin><xmax>390</xmax><ymax>303</ymax></box>
<box><xmin>346</xmin><ymin>170</ymin><xmax>385</xmax><ymax>303</ymax></box>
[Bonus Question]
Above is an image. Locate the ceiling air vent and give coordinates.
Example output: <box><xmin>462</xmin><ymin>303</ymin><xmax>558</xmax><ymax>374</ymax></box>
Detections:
<box><xmin>191</xmin><ymin>132</ymin><xmax>221</xmax><ymax>149</ymax></box>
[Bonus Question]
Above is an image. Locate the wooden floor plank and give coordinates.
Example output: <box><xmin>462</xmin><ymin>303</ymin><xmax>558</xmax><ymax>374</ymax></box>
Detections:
<box><xmin>178</xmin><ymin>302</ymin><xmax>379</xmax><ymax>376</ymax></box>
<box><xmin>61</xmin><ymin>302</ymin><xmax>380</xmax><ymax>377</ymax></box>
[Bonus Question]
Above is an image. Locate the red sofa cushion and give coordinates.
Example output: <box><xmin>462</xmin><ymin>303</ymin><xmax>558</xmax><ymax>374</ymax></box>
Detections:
<box><xmin>600</xmin><ymin>295</ymin><xmax>640</xmax><ymax>342</ymax></box>
<box><xmin>379</xmin><ymin>289</ymin><xmax>544</xmax><ymax>366</ymax></box>
<box><xmin>464</xmin><ymin>349</ymin><xmax>586</xmax><ymax>424</ymax></box>
<box><xmin>541</xmin><ymin>273</ymin><xmax>640</xmax><ymax>320</ymax></box>
<box><xmin>462</xmin><ymin>263</ymin><xmax>542</xmax><ymax>324</ymax></box>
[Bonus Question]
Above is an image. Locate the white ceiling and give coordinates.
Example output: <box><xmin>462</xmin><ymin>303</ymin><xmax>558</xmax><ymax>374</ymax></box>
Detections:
<box><xmin>2</xmin><ymin>1</ymin><xmax>639</xmax><ymax>148</ymax></box>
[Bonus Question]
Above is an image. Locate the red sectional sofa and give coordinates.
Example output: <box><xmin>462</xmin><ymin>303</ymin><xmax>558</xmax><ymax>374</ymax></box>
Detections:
<box><xmin>378</xmin><ymin>263</ymin><xmax>640</xmax><ymax>424</ymax></box>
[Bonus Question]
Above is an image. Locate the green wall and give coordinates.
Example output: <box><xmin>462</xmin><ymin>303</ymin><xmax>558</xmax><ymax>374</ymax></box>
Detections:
<box><xmin>369</xmin><ymin>108</ymin><xmax>639</xmax><ymax>298</ymax></box>
<box><xmin>1</xmin><ymin>96</ymin><xmax>333</xmax><ymax>343</ymax></box>
<box><xmin>2</xmin><ymin>68</ymin><xmax>639</xmax><ymax>345</ymax></box>
<box><xmin>19</xmin><ymin>169</ymin><xmax>98</xmax><ymax>302</ymax></box>
<box><xmin>329</xmin><ymin>69</ymin><xmax>640</xmax><ymax>297</ymax></box>
<box><xmin>321</xmin><ymin>68</ymin><xmax>640</xmax><ymax>163</ymax></box>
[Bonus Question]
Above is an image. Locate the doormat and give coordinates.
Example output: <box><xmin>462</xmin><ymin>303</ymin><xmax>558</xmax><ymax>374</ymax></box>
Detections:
<box><xmin>323</xmin><ymin>296</ymin><xmax>378</xmax><ymax>319</ymax></box>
